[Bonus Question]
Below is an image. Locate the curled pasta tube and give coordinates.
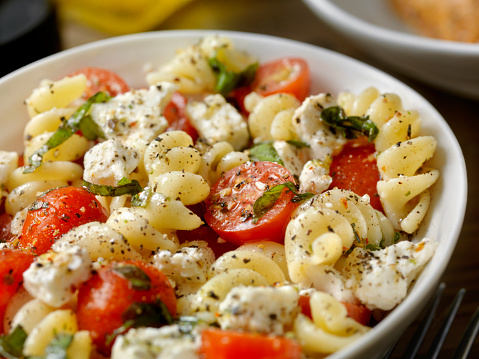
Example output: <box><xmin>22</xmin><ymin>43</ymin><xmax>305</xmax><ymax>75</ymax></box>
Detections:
<box><xmin>294</xmin><ymin>292</ymin><xmax>369</xmax><ymax>354</ymax></box>
<box><xmin>5</xmin><ymin>180</ymin><xmax>68</xmax><ymax>215</ymax></box>
<box><xmin>151</xmin><ymin>171</ymin><xmax>210</xmax><ymax>205</ymax></box>
<box><xmin>6</xmin><ymin>161</ymin><xmax>83</xmax><ymax>191</ymax></box>
<box><xmin>22</xmin><ymin>309</ymin><xmax>78</xmax><ymax>357</ymax></box>
<box><xmin>377</xmin><ymin>136</ymin><xmax>437</xmax><ymax>180</ymax></box>
<box><xmin>209</xmin><ymin>250</ymin><xmax>286</xmax><ymax>285</ymax></box>
<box><xmin>106</xmin><ymin>207</ymin><xmax>179</xmax><ymax>253</ymax></box>
<box><xmin>378</xmin><ymin>173</ymin><xmax>438</xmax><ymax>233</ymax></box>
<box><xmin>144</xmin><ymin>131</ymin><xmax>202</xmax><ymax>179</ymax></box>
<box><xmin>237</xmin><ymin>241</ymin><xmax>290</xmax><ymax>282</ymax></box>
<box><xmin>285</xmin><ymin>206</ymin><xmax>355</xmax><ymax>284</ymax></box>
<box><xmin>25</xmin><ymin>74</ymin><xmax>87</xmax><ymax>118</ymax></box>
<box><xmin>247</xmin><ymin>93</ymin><xmax>300</xmax><ymax>142</ymax></box>
<box><xmin>177</xmin><ymin>268</ymin><xmax>269</xmax><ymax>316</ymax></box>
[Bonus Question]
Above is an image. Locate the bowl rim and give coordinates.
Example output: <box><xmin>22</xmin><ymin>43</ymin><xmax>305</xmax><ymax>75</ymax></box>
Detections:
<box><xmin>0</xmin><ymin>29</ymin><xmax>468</xmax><ymax>359</ymax></box>
<box><xmin>303</xmin><ymin>0</ymin><xmax>479</xmax><ymax>56</ymax></box>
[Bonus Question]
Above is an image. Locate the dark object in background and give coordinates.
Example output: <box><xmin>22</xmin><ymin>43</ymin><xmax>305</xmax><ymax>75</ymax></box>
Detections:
<box><xmin>0</xmin><ymin>0</ymin><xmax>61</xmax><ymax>78</ymax></box>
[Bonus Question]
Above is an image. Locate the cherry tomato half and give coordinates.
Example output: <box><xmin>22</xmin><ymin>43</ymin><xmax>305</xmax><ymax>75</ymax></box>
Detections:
<box><xmin>205</xmin><ymin>161</ymin><xmax>297</xmax><ymax>246</ymax></box>
<box><xmin>200</xmin><ymin>328</ymin><xmax>302</xmax><ymax>359</ymax></box>
<box><xmin>77</xmin><ymin>260</ymin><xmax>176</xmax><ymax>354</ymax></box>
<box><xmin>252</xmin><ymin>58</ymin><xmax>310</xmax><ymax>102</ymax></box>
<box><xmin>329</xmin><ymin>140</ymin><xmax>383</xmax><ymax>212</ymax></box>
<box><xmin>69</xmin><ymin>67</ymin><xmax>129</xmax><ymax>99</ymax></box>
<box><xmin>19</xmin><ymin>186</ymin><xmax>108</xmax><ymax>255</ymax></box>
<box><xmin>163</xmin><ymin>92</ymin><xmax>198</xmax><ymax>142</ymax></box>
<box><xmin>0</xmin><ymin>249</ymin><xmax>35</xmax><ymax>334</ymax></box>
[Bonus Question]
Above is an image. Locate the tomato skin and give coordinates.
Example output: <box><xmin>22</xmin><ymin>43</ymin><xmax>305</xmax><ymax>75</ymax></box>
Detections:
<box><xmin>19</xmin><ymin>186</ymin><xmax>108</xmax><ymax>255</ymax></box>
<box><xmin>200</xmin><ymin>328</ymin><xmax>302</xmax><ymax>359</ymax></box>
<box><xmin>77</xmin><ymin>260</ymin><xmax>176</xmax><ymax>354</ymax></box>
<box><xmin>252</xmin><ymin>58</ymin><xmax>310</xmax><ymax>102</ymax></box>
<box><xmin>329</xmin><ymin>140</ymin><xmax>383</xmax><ymax>212</ymax></box>
<box><xmin>0</xmin><ymin>249</ymin><xmax>35</xmax><ymax>334</ymax></box>
<box><xmin>163</xmin><ymin>92</ymin><xmax>198</xmax><ymax>142</ymax></box>
<box><xmin>69</xmin><ymin>67</ymin><xmax>129</xmax><ymax>99</ymax></box>
<box><xmin>0</xmin><ymin>213</ymin><xmax>13</xmax><ymax>243</ymax></box>
<box><xmin>342</xmin><ymin>302</ymin><xmax>372</xmax><ymax>326</ymax></box>
<box><xmin>204</xmin><ymin>161</ymin><xmax>297</xmax><ymax>246</ymax></box>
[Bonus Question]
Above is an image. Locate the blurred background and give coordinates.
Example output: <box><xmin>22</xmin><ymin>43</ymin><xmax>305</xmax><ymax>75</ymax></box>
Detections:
<box><xmin>1</xmin><ymin>0</ymin><xmax>478</xmax><ymax>357</ymax></box>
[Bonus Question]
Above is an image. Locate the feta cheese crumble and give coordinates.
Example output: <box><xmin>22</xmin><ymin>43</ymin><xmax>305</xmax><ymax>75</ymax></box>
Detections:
<box><xmin>23</xmin><ymin>245</ymin><xmax>92</xmax><ymax>307</ymax></box>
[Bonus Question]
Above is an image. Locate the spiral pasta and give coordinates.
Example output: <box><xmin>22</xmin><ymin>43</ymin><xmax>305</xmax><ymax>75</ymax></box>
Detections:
<box><xmin>338</xmin><ymin>87</ymin><xmax>439</xmax><ymax>233</ymax></box>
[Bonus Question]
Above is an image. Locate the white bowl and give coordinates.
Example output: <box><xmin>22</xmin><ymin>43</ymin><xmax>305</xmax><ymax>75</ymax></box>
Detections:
<box><xmin>0</xmin><ymin>30</ymin><xmax>467</xmax><ymax>358</ymax></box>
<box><xmin>302</xmin><ymin>0</ymin><xmax>479</xmax><ymax>100</ymax></box>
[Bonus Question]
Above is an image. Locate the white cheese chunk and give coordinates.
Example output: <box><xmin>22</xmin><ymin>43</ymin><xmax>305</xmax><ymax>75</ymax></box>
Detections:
<box><xmin>83</xmin><ymin>138</ymin><xmax>140</xmax><ymax>186</ymax></box>
<box><xmin>343</xmin><ymin>238</ymin><xmax>437</xmax><ymax>310</ymax></box>
<box><xmin>186</xmin><ymin>94</ymin><xmax>249</xmax><ymax>150</ymax></box>
<box><xmin>218</xmin><ymin>285</ymin><xmax>299</xmax><ymax>335</ymax></box>
<box><xmin>90</xmin><ymin>82</ymin><xmax>176</xmax><ymax>147</ymax></box>
<box><xmin>23</xmin><ymin>246</ymin><xmax>92</xmax><ymax>308</ymax></box>
<box><xmin>299</xmin><ymin>159</ymin><xmax>333</xmax><ymax>194</ymax></box>
<box><xmin>111</xmin><ymin>325</ymin><xmax>200</xmax><ymax>359</ymax></box>
<box><xmin>152</xmin><ymin>240</ymin><xmax>215</xmax><ymax>296</ymax></box>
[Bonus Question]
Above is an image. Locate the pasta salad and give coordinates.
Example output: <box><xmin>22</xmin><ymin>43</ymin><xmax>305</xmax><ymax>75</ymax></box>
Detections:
<box><xmin>0</xmin><ymin>35</ymin><xmax>439</xmax><ymax>359</ymax></box>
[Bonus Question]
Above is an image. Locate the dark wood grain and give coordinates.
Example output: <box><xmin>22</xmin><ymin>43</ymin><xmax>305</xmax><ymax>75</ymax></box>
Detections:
<box><xmin>58</xmin><ymin>1</ymin><xmax>479</xmax><ymax>357</ymax></box>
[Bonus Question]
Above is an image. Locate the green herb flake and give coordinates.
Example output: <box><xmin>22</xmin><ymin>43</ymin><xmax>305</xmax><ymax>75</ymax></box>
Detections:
<box><xmin>113</xmin><ymin>263</ymin><xmax>151</xmax><ymax>291</ymax></box>
<box><xmin>0</xmin><ymin>325</ymin><xmax>28</xmax><ymax>359</ymax></box>
<box><xmin>252</xmin><ymin>181</ymin><xmax>314</xmax><ymax>223</ymax></box>
<box><xmin>208</xmin><ymin>57</ymin><xmax>258</xmax><ymax>96</ymax></box>
<box><xmin>83</xmin><ymin>178</ymin><xmax>143</xmax><ymax>197</ymax></box>
<box><xmin>248</xmin><ymin>142</ymin><xmax>284</xmax><ymax>165</ymax></box>
<box><xmin>43</xmin><ymin>333</ymin><xmax>74</xmax><ymax>359</ymax></box>
<box><xmin>23</xmin><ymin>91</ymin><xmax>110</xmax><ymax>173</ymax></box>
<box><xmin>320</xmin><ymin>106</ymin><xmax>379</xmax><ymax>142</ymax></box>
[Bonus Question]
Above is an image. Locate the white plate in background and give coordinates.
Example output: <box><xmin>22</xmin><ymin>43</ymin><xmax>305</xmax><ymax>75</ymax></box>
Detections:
<box><xmin>303</xmin><ymin>0</ymin><xmax>479</xmax><ymax>99</ymax></box>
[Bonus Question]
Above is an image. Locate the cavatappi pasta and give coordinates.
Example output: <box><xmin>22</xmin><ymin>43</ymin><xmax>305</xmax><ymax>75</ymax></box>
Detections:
<box><xmin>0</xmin><ymin>35</ymin><xmax>439</xmax><ymax>358</ymax></box>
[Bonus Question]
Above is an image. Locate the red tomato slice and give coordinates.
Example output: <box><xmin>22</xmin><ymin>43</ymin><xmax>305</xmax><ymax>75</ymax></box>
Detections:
<box><xmin>252</xmin><ymin>58</ymin><xmax>310</xmax><ymax>102</ymax></box>
<box><xmin>77</xmin><ymin>260</ymin><xmax>176</xmax><ymax>355</ymax></box>
<box><xmin>69</xmin><ymin>67</ymin><xmax>129</xmax><ymax>99</ymax></box>
<box><xmin>0</xmin><ymin>213</ymin><xmax>13</xmax><ymax>243</ymax></box>
<box><xmin>0</xmin><ymin>249</ymin><xmax>35</xmax><ymax>334</ymax></box>
<box><xmin>204</xmin><ymin>161</ymin><xmax>297</xmax><ymax>246</ymax></box>
<box><xmin>200</xmin><ymin>328</ymin><xmax>302</xmax><ymax>359</ymax></box>
<box><xmin>19</xmin><ymin>186</ymin><xmax>108</xmax><ymax>255</ymax></box>
<box><xmin>163</xmin><ymin>92</ymin><xmax>198</xmax><ymax>142</ymax></box>
<box><xmin>329</xmin><ymin>140</ymin><xmax>383</xmax><ymax>212</ymax></box>
<box><xmin>229</xmin><ymin>85</ymin><xmax>252</xmax><ymax>115</ymax></box>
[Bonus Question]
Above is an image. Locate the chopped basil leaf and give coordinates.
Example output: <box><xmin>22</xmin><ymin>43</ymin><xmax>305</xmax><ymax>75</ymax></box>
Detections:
<box><xmin>83</xmin><ymin>178</ymin><xmax>143</xmax><ymax>197</ymax></box>
<box><xmin>113</xmin><ymin>263</ymin><xmax>151</xmax><ymax>291</ymax></box>
<box><xmin>248</xmin><ymin>142</ymin><xmax>284</xmax><ymax>165</ymax></box>
<box><xmin>320</xmin><ymin>106</ymin><xmax>379</xmax><ymax>142</ymax></box>
<box><xmin>286</xmin><ymin>139</ymin><xmax>310</xmax><ymax>148</ymax></box>
<box><xmin>0</xmin><ymin>325</ymin><xmax>27</xmax><ymax>359</ymax></box>
<box><xmin>106</xmin><ymin>299</ymin><xmax>174</xmax><ymax>346</ymax></box>
<box><xmin>43</xmin><ymin>333</ymin><xmax>73</xmax><ymax>359</ymax></box>
<box><xmin>78</xmin><ymin>114</ymin><xmax>105</xmax><ymax>140</ymax></box>
<box><xmin>208</xmin><ymin>57</ymin><xmax>258</xmax><ymax>95</ymax></box>
<box><xmin>252</xmin><ymin>181</ymin><xmax>314</xmax><ymax>223</ymax></box>
<box><xmin>30</xmin><ymin>200</ymin><xmax>49</xmax><ymax>211</ymax></box>
<box><xmin>123</xmin><ymin>300</ymin><xmax>174</xmax><ymax>328</ymax></box>
<box><xmin>24</xmin><ymin>92</ymin><xmax>110</xmax><ymax>173</ymax></box>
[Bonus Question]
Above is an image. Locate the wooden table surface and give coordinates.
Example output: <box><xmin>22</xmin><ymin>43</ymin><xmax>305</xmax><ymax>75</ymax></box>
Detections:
<box><xmin>57</xmin><ymin>0</ymin><xmax>479</xmax><ymax>357</ymax></box>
